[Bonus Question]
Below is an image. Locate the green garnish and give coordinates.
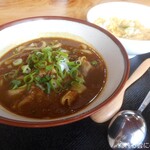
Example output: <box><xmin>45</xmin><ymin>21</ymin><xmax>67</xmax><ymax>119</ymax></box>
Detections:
<box><xmin>22</xmin><ymin>65</ymin><xmax>31</xmax><ymax>74</ymax></box>
<box><xmin>24</xmin><ymin>74</ymin><xmax>34</xmax><ymax>84</ymax></box>
<box><xmin>10</xmin><ymin>79</ymin><xmax>21</xmax><ymax>89</ymax></box>
<box><xmin>91</xmin><ymin>60</ymin><xmax>98</xmax><ymax>66</ymax></box>
<box><xmin>5</xmin><ymin>40</ymin><xmax>86</xmax><ymax>94</ymax></box>
<box><xmin>13</xmin><ymin>58</ymin><xmax>23</xmax><ymax>66</ymax></box>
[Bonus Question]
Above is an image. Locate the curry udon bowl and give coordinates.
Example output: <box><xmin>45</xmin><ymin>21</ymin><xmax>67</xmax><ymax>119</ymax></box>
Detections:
<box><xmin>0</xmin><ymin>17</ymin><xmax>129</xmax><ymax>127</ymax></box>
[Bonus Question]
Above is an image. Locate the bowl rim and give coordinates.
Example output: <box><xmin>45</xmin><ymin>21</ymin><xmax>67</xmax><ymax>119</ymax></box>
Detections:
<box><xmin>0</xmin><ymin>16</ymin><xmax>130</xmax><ymax>128</ymax></box>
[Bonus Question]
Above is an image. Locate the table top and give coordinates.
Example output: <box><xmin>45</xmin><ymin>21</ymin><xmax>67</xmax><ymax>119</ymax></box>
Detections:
<box><xmin>0</xmin><ymin>0</ymin><xmax>150</xmax><ymax>150</ymax></box>
<box><xmin>0</xmin><ymin>0</ymin><xmax>150</xmax><ymax>25</ymax></box>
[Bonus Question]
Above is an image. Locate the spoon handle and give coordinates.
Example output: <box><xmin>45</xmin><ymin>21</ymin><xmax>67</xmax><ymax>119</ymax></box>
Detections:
<box><xmin>138</xmin><ymin>91</ymin><xmax>150</xmax><ymax>113</ymax></box>
<box><xmin>124</xmin><ymin>59</ymin><xmax>150</xmax><ymax>89</ymax></box>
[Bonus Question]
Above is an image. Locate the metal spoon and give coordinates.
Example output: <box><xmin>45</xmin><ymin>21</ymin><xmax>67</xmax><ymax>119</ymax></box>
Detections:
<box><xmin>108</xmin><ymin>91</ymin><xmax>150</xmax><ymax>149</ymax></box>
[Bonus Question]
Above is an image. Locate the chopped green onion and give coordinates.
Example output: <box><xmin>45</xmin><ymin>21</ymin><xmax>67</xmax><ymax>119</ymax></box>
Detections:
<box><xmin>6</xmin><ymin>40</ymin><xmax>89</xmax><ymax>95</ymax></box>
<box><xmin>45</xmin><ymin>82</ymin><xmax>51</xmax><ymax>94</ymax></box>
<box><xmin>46</xmin><ymin>65</ymin><xmax>53</xmax><ymax>71</ymax></box>
<box><xmin>45</xmin><ymin>75</ymin><xmax>51</xmax><ymax>81</ymax></box>
<box><xmin>75</xmin><ymin>76</ymin><xmax>85</xmax><ymax>84</ymax></box>
<box><xmin>50</xmin><ymin>79</ymin><xmax>58</xmax><ymax>90</ymax></box>
<box><xmin>31</xmin><ymin>51</ymin><xmax>44</xmax><ymax>63</ymax></box>
<box><xmin>13</xmin><ymin>58</ymin><xmax>23</xmax><ymax>66</ymax></box>
<box><xmin>42</xmin><ymin>46</ymin><xmax>52</xmax><ymax>52</ymax></box>
<box><xmin>40</xmin><ymin>77</ymin><xmax>48</xmax><ymax>83</ymax></box>
<box><xmin>24</xmin><ymin>74</ymin><xmax>34</xmax><ymax>84</ymax></box>
<box><xmin>22</xmin><ymin>65</ymin><xmax>31</xmax><ymax>74</ymax></box>
<box><xmin>67</xmin><ymin>61</ymin><xmax>76</xmax><ymax>68</ymax></box>
<box><xmin>10</xmin><ymin>79</ymin><xmax>21</xmax><ymax>89</ymax></box>
<box><xmin>42</xmin><ymin>47</ymin><xmax>52</xmax><ymax>62</ymax></box>
<box><xmin>36</xmin><ymin>52</ymin><xmax>43</xmax><ymax>57</ymax></box>
<box><xmin>34</xmin><ymin>61</ymin><xmax>47</xmax><ymax>69</ymax></box>
<box><xmin>31</xmin><ymin>54</ymin><xmax>39</xmax><ymax>63</ymax></box>
<box><xmin>55</xmin><ymin>63</ymin><xmax>67</xmax><ymax>79</ymax></box>
<box><xmin>34</xmin><ymin>76</ymin><xmax>41</xmax><ymax>82</ymax></box>
<box><xmin>91</xmin><ymin>60</ymin><xmax>98</xmax><ymax>66</ymax></box>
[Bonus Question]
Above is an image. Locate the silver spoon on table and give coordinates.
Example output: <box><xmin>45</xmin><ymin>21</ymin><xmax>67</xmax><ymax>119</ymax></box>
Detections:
<box><xmin>108</xmin><ymin>91</ymin><xmax>150</xmax><ymax>149</ymax></box>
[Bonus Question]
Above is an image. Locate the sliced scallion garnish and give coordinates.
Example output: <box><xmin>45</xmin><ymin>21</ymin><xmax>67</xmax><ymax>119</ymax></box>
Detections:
<box><xmin>22</xmin><ymin>65</ymin><xmax>31</xmax><ymax>74</ymax></box>
<box><xmin>13</xmin><ymin>58</ymin><xmax>23</xmax><ymax>66</ymax></box>
<box><xmin>10</xmin><ymin>79</ymin><xmax>21</xmax><ymax>89</ymax></box>
<box><xmin>7</xmin><ymin>40</ymin><xmax>86</xmax><ymax>95</ymax></box>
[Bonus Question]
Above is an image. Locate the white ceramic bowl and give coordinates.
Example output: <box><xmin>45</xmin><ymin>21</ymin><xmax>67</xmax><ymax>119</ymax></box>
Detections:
<box><xmin>87</xmin><ymin>2</ymin><xmax>150</xmax><ymax>58</ymax></box>
<box><xmin>0</xmin><ymin>16</ymin><xmax>129</xmax><ymax>127</ymax></box>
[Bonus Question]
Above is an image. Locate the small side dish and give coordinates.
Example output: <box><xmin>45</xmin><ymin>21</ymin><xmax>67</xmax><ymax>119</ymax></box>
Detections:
<box><xmin>87</xmin><ymin>2</ymin><xmax>150</xmax><ymax>57</ymax></box>
<box><xmin>0</xmin><ymin>37</ymin><xmax>107</xmax><ymax>119</ymax></box>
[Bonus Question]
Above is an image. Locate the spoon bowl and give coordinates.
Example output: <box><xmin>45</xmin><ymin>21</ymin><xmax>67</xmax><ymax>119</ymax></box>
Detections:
<box><xmin>108</xmin><ymin>91</ymin><xmax>150</xmax><ymax>149</ymax></box>
<box><xmin>108</xmin><ymin>110</ymin><xmax>146</xmax><ymax>149</ymax></box>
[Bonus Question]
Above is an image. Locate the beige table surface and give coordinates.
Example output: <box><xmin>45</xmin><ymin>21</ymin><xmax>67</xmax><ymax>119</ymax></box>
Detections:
<box><xmin>0</xmin><ymin>0</ymin><xmax>149</xmax><ymax>25</ymax></box>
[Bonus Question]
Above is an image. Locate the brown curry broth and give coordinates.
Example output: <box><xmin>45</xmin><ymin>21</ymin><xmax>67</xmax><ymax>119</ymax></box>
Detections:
<box><xmin>0</xmin><ymin>38</ymin><xmax>107</xmax><ymax>119</ymax></box>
